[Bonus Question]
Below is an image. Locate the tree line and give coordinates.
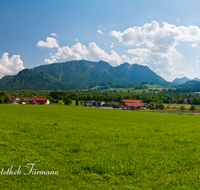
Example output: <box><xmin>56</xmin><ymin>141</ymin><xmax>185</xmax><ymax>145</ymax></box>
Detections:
<box><xmin>4</xmin><ymin>90</ymin><xmax>200</xmax><ymax>106</ymax></box>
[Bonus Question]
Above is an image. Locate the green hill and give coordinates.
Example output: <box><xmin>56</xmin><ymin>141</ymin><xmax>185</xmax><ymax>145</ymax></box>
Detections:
<box><xmin>0</xmin><ymin>69</ymin><xmax>69</xmax><ymax>91</ymax></box>
<box><xmin>33</xmin><ymin>60</ymin><xmax>171</xmax><ymax>86</ymax></box>
<box><xmin>0</xmin><ymin>75</ymin><xmax>15</xmax><ymax>86</ymax></box>
<box><xmin>0</xmin><ymin>60</ymin><xmax>172</xmax><ymax>91</ymax></box>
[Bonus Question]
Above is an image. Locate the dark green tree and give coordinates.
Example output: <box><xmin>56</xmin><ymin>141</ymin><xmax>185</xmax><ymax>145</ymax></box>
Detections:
<box><xmin>0</xmin><ymin>91</ymin><xmax>9</xmax><ymax>104</ymax></box>
<box><xmin>160</xmin><ymin>103</ymin><xmax>165</xmax><ymax>110</ymax></box>
<box><xmin>80</xmin><ymin>100</ymin><xmax>83</xmax><ymax>106</ymax></box>
<box><xmin>76</xmin><ymin>97</ymin><xmax>79</xmax><ymax>106</ymax></box>
<box><xmin>189</xmin><ymin>105</ymin><xmax>197</xmax><ymax>115</ymax></box>
<box><xmin>180</xmin><ymin>105</ymin><xmax>186</xmax><ymax>114</ymax></box>
<box><xmin>112</xmin><ymin>104</ymin><xmax>119</xmax><ymax>109</ymax></box>
<box><xmin>64</xmin><ymin>94</ymin><xmax>70</xmax><ymax>105</ymax></box>
<box><xmin>148</xmin><ymin>102</ymin><xmax>155</xmax><ymax>109</ymax></box>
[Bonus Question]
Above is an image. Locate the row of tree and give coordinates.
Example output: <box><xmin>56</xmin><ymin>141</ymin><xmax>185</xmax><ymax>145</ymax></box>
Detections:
<box><xmin>180</xmin><ymin>105</ymin><xmax>197</xmax><ymax>114</ymax></box>
<box><xmin>148</xmin><ymin>102</ymin><xmax>197</xmax><ymax>114</ymax></box>
<box><xmin>7</xmin><ymin>90</ymin><xmax>200</xmax><ymax>105</ymax></box>
<box><xmin>0</xmin><ymin>91</ymin><xmax>9</xmax><ymax>104</ymax></box>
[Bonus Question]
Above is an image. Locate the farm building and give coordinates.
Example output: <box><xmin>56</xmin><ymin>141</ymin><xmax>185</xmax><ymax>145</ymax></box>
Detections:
<box><xmin>26</xmin><ymin>97</ymin><xmax>50</xmax><ymax>105</ymax></box>
<box><xmin>9</xmin><ymin>96</ymin><xmax>20</xmax><ymax>104</ymax></box>
<box><xmin>103</xmin><ymin>101</ymin><xmax>122</xmax><ymax>107</ymax></box>
<box><xmin>95</xmin><ymin>101</ymin><xmax>105</xmax><ymax>107</ymax></box>
<box><xmin>85</xmin><ymin>100</ymin><xmax>105</xmax><ymax>107</ymax></box>
<box><xmin>122</xmin><ymin>99</ymin><xmax>148</xmax><ymax>110</ymax></box>
<box><xmin>85</xmin><ymin>100</ymin><xmax>96</xmax><ymax>107</ymax></box>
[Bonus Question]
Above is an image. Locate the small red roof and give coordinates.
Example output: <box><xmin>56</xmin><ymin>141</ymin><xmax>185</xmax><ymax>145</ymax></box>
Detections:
<box><xmin>123</xmin><ymin>99</ymin><xmax>143</xmax><ymax>103</ymax></box>
<box><xmin>26</xmin><ymin>98</ymin><xmax>35</xmax><ymax>101</ymax></box>
<box><xmin>26</xmin><ymin>97</ymin><xmax>49</xmax><ymax>101</ymax></box>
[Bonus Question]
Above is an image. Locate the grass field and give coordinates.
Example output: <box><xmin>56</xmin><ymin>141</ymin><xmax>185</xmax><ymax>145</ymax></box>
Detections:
<box><xmin>1</xmin><ymin>104</ymin><xmax>200</xmax><ymax>189</ymax></box>
<box><xmin>90</xmin><ymin>84</ymin><xmax>164</xmax><ymax>93</ymax></box>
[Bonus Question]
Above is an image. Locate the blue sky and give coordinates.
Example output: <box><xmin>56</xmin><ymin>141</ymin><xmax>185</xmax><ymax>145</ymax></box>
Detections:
<box><xmin>1</xmin><ymin>0</ymin><xmax>200</xmax><ymax>81</ymax></box>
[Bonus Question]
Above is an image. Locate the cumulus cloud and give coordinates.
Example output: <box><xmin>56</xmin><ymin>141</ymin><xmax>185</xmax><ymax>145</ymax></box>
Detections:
<box><xmin>44</xmin><ymin>59</ymin><xmax>54</xmax><ymax>64</ymax></box>
<box><xmin>110</xmin><ymin>20</ymin><xmax>200</xmax><ymax>80</ymax></box>
<box><xmin>121</xmin><ymin>54</ymin><xmax>148</xmax><ymax>66</ymax></box>
<box><xmin>196</xmin><ymin>60</ymin><xmax>199</xmax><ymax>63</ymax></box>
<box><xmin>37</xmin><ymin>37</ymin><xmax>59</xmax><ymax>48</ymax></box>
<box><xmin>97</xmin><ymin>30</ymin><xmax>103</xmax><ymax>34</ymax></box>
<box><xmin>110</xmin><ymin>42</ymin><xmax>114</xmax><ymax>48</ymax></box>
<box><xmin>75</xmin><ymin>38</ymin><xmax>78</xmax><ymax>41</ymax></box>
<box><xmin>110</xmin><ymin>20</ymin><xmax>200</xmax><ymax>53</ymax></box>
<box><xmin>0</xmin><ymin>52</ymin><xmax>24</xmax><ymax>78</ymax></box>
<box><xmin>191</xmin><ymin>43</ymin><xmax>197</xmax><ymax>47</ymax></box>
<box><xmin>51</xmin><ymin>33</ymin><xmax>57</xmax><ymax>36</ymax></box>
<box><xmin>45</xmin><ymin>42</ymin><xmax>123</xmax><ymax>66</ymax></box>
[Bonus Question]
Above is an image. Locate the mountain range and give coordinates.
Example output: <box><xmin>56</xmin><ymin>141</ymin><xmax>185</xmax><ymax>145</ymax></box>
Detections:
<box><xmin>0</xmin><ymin>59</ymin><xmax>186</xmax><ymax>91</ymax></box>
<box><xmin>172</xmin><ymin>77</ymin><xmax>200</xmax><ymax>84</ymax></box>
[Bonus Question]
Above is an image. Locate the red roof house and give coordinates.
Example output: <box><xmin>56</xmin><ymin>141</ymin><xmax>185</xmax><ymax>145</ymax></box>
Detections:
<box><xmin>122</xmin><ymin>99</ymin><xmax>148</xmax><ymax>110</ymax></box>
<box><xmin>26</xmin><ymin>97</ymin><xmax>50</xmax><ymax>105</ymax></box>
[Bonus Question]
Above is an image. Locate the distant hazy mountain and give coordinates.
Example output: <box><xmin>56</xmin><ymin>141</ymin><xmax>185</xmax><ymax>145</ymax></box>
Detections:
<box><xmin>173</xmin><ymin>77</ymin><xmax>200</xmax><ymax>84</ymax></box>
<box><xmin>172</xmin><ymin>77</ymin><xmax>190</xmax><ymax>84</ymax></box>
<box><xmin>171</xmin><ymin>80</ymin><xmax>200</xmax><ymax>93</ymax></box>
<box><xmin>0</xmin><ymin>60</ymin><xmax>172</xmax><ymax>91</ymax></box>
<box><xmin>193</xmin><ymin>77</ymin><xmax>200</xmax><ymax>82</ymax></box>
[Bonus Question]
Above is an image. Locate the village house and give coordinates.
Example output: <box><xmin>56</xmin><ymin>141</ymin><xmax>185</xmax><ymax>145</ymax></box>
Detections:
<box><xmin>122</xmin><ymin>99</ymin><xmax>148</xmax><ymax>110</ymax></box>
<box><xmin>26</xmin><ymin>97</ymin><xmax>50</xmax><ymax>105</ymax></box>
<box><xmin>9</xmin><ymin>96</ymin><xmax>20</xmax><ymax>104</ymax></box>
<box><xmin>85</xmin><ymin>100</ymin><xmax>96</xmax><ymax>107</ymax></box>
<box><xmin>85</xmin><ymin>100</ymin><xmax>105</xmax><ymax>107</ymax></box>
<box><xmin>95</xmin><ymin>101</ymin><xmax>105</xmax><ymax>107</ymax></box>
<box><xmin>103</xmin><ymin>101</ymin><xmax>122</xmax><ymax>108</ymax></box>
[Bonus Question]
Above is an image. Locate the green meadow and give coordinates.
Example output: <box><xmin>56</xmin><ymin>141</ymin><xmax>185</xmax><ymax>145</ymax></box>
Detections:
<box><xmin>1</xmin><ymin>105</ymin><xmax>200</xmax><ymax>189</ymax></box>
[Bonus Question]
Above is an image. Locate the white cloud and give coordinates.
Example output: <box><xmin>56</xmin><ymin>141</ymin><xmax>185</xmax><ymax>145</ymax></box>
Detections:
<box><xmin>45</xmin><ymin>42</ymin><xmax>123</xmax><ymax>66</ymax></box>
<box><xmin>0</xmin><ymin>52</ymin><xmax>24</xmax><ymax>78</ymax></box>
<box><xmin>110</xmin><ymin>20</ymin><xmax>200</xmax><ymax>80</ymax></box>
<box><xmin>99</xmin><ymin>24</ymin><xmax>102</xmax><ymax>27</ymax></box>
<box><xmin>44</xmin><ymin>59</ymin><xmax>54</xmax><ymax>64</ymax></box>
<box><xmin>127</xmin><ymin>48</ymin><xmax>150</xmax><ymax>57</ymax></box>
<box><xmin>191</xmin><ymin>43</ymin><xmax>197</xmax><ymax>47</ymax></box>
<box><xmin>51</xmin><ymin>33</ymin><xmax>57</xmax><ymax>36</ymax></box>
<box><xmin>196</xmin><ymin>64</ymin><xmax>199</xmax><ymax>67</ymax></box>
<box><xmin>196</xmin><ymin>60</ymin><xmax>199</xmax><ymax>63</ymax></box>
<box><xmin>97</xmin><ymin>30</ymin><xmax>103</xmax><ymax>34</ymax></box>
<box><xmin>37</xmin><ymin>37</ymin><xmax>59</xmax><ymax>48</ymax></box>
<box><xmin>147</xmin><ymin>15</ymin><xmax>152</xmax><ymax>19</ymax></box>
<box><xmin>121</xmin><ymin>54</ymin><xmax>148</xmax><ymax>66</ymax></box>
<box><xmin>154</xmin><ymin>61</ymin><xmax>161</xmax><ymax>65</ymax></box>
<box><xmin>110</xmin><ymin>42</ymin><xmax>114</xmax><ymax>48</ymax></box>
<box><xmin>122</xmin><ymin>48</ymin><xmax>150</xmax><ymax>64</ymax></box>
<box><xmin>75</xmin><ymin>38</ymin><xmax>78</xmax><ymax>41</ymax></box>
